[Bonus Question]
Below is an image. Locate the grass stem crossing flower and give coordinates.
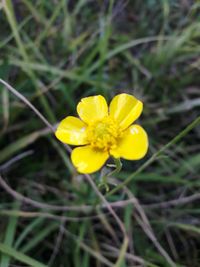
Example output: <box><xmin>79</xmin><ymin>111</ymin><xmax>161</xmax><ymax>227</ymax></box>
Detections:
<box><xmin>55</xmin><ymin>94</ymin><xmax>148</xmax><ymax>174</ymax></box>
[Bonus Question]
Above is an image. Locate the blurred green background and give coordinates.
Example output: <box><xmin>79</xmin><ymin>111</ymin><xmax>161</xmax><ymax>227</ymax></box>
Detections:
<box><xmin>0</xmin><ymin>0</ymin><xmax>200</xmax><ymax>266</ymax></box>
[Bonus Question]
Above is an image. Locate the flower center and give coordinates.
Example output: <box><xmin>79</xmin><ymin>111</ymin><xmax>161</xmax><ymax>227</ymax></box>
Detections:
<box><xmin>86</xmin><ymin>117</ymin><xmax>120</xmax><ymax>151</ymax></box>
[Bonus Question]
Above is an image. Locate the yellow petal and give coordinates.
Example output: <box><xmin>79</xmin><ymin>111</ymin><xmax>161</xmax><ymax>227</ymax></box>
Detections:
<box><xmin>110</xmin><ymin>125</ymin><xmax>148</xmax><ymax>160</ymax></box>
<box><xmin>71</xmin><ymin>145</ymin><xmax>109</xmax><ymax>174</ymax></box>
<box><xmin>109</xmin><ymin>93</ymin><xmax>143</xmax><ymax>130</ymax></box>
<box><xmin>55</xmin><ymin>116</ymin><xmax>88</xmax><ymax>145</ymax></box>
<box><xmin>77</xmin><ymin>95</ymin><xmax>108</xmax><ymax>124</ymax></box>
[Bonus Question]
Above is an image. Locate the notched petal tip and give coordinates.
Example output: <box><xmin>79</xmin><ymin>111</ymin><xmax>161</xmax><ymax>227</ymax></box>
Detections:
<box><xmin>109</xmin><ymin>93</ymin><xmax>143</xmax><ymax>130</ymax></box>
<box><xmin>55</xmin><ymin>116</ymin><xmax>88</xmax><ymax>146</ymax></box>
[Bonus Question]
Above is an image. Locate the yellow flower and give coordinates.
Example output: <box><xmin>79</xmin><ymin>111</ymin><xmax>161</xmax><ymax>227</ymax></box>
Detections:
<box><xmin>55</xmin><ymin>94</ymin><xmax>148</xmax><ymax>174</ymax></box>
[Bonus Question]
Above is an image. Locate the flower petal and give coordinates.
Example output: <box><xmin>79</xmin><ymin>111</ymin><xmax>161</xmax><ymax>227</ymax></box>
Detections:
<box><xmin>77</xmin><ymin>95</ymin><xmax>108</xmax><ymax>124</ymax></box>
<box><xmin>110</xmin><ymin>125</ymin><xmax>148</xmax><ymax>160</ymax></box>
<box><xmin>71</xmin><ymin>145</ymin><xmax>109</xmax><ymax>174</ymax></box>
<box><xmin>109</xmin><ymin>93</ymin><xmax>143</xmax><ymax>130</ymax></box>
<box><xmin>55</xmin><ymin>116</ymin><xmax>88</xmax><ymax>145</ymax></box>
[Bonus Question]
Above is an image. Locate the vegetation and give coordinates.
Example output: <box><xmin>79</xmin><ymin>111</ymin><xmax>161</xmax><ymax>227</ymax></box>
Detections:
<box><xmin>0</xmin><ymin>1</ymin><xmax>200</xmax><ymax>266</ymax></box>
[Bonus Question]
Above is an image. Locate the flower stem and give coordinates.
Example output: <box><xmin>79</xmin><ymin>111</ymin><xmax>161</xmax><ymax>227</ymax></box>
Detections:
<box><xmin>98</xmin><ymin>158</ymin><xmax>122</xmax><ymax>192</ymax></box>
<box><xmin>108</xmin><ymin>158</ymin><xmax>122</xmax><ymax>177</ymax></box>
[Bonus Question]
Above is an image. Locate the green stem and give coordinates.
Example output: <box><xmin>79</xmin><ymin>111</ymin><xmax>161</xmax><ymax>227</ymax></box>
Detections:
<box><xmin>98</xmin><ymin>158</ymin><xmax>122</xmax><ymax>192</ymax></box>
<box><xmin>108</xmin><ymin>158</ymin><xmax>122</xmax><ymax>177</ymax></box>
<box><xmin>98</xmin><ymin>175</ymin><xmax>110</xmax><ymax>192</ymax></box>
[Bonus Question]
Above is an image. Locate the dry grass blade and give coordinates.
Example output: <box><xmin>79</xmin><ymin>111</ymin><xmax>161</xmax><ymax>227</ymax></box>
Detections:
<box><xmin>0</xmin><ymin>79</ymin><xmax>54</xmax><ymax>132</ymax></box>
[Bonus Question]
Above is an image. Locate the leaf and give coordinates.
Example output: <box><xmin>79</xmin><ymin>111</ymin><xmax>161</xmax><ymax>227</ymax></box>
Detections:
<box><xmin>0</xmin><ymin>243</ymin><xmax>48</xmax><ymax>267</ymax></box>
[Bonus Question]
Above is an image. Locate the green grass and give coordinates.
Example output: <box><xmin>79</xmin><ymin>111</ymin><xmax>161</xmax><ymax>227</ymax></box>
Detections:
<box><xmin>0</xmin><ymin>1</ymin><xmax>200</xmax><ymax>266</ymax></box>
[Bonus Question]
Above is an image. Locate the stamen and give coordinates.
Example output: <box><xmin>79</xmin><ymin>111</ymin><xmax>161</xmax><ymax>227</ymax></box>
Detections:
<box><xmin>86</xmin><ymin>117</ymin><xmax>121</xmax><ymax>151</ymax></box>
